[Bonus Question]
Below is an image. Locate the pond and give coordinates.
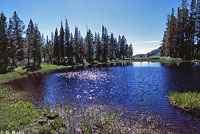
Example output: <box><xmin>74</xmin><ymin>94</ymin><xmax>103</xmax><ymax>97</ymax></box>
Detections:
<box><xmin>6</xmin><ymin>62</ymin><xmax>200</xmax><ymax>133</ymax></box>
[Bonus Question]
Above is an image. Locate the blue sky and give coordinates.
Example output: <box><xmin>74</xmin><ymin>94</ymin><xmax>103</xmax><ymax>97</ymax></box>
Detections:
<box><xmin>1</xmin><ymin>0</ymin><xmax>185</xmax><ymax>55</ymax></box>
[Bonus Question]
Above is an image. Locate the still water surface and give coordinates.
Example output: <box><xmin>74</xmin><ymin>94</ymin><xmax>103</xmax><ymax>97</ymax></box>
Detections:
<box><xmin>6</xmin><ymin>62</ymin><xmax>200</xmax><ymax>133</ymax></box>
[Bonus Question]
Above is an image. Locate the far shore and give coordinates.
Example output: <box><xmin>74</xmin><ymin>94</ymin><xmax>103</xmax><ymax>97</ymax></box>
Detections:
<box><xmin>1</xmin><ymin>56</ymin><xmax>200</xmax><ymax>83</ymax></box>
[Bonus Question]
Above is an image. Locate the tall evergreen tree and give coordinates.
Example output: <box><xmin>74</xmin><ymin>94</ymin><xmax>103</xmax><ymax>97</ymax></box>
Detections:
<box><xmin>74</xmin><ymin>26</ymin><xmax>80</xmax><ymax>63</ymax></box>
<box><xmin>65</xmin><ymin>19</ymin><xmax>71</xmax><ymax>64</ymax></box>
<box><xmin>41</xmin><ymin>34</ymin><xmax>46</xmax><ymax>62</ymax></box>
<box><xmin>0</xmin><ymin>12</ymin><xmax>8</xmax><ymax>73</ymax></box>
<box><xmin>94</xmin><ymin>33</ymin><xmax>101</xmax><ymax>61</ymax></box>
<box><xmin>12</xmin><ymin>11</ymin><xmax>25</xmax><ymax>64</ymax></box>
<box><xmin>79</xmin><ymin>33</ymin><xmax>84</xmax><ymax>63</ymax></box>
<box><xmin>26</xmin><ymin>19</ymin><xmax>34</xmax><ymax>71</ymax></box>
<box><xmin>161</xmin><ymin>0</ymin><xmax>198</xmax><ymax>59</ymax></box>
<box><xmin>181</xmin><ymin>0</ymin><xmax>189</xmax><ymax>59</ymax></box>
<box><xmin>196</xmin><ymin>0</ymin><xmax>200</xmax><ymax>57</ymax></box>
<box><xmin>7</xmin><ymin>18</ymin><xmax>16</xmax><ymax>69</ymax></box>
<box><xmin>116</xmin><ymin>35</ymin><xmax>121</xmax><ymax>59</ymax></box>
<box><xmin>59</xmin><ymin>21</ymin><xmax>65</xmax><ymax>64</ymax></box>
<box><xmin>165</xmin><ymin>9</ymin><xmax>178</xmax><ymax>58</ymax></box>
<box><xmin>45</xmin><ymin>36</ymin><xmax>53</xmax><ymax>64</ymax></box>
<box><xmin>160</xmin><ymin>31</ymin><xmax>167</xmax><ymax>56</ymax></box>
<box><xmin>85</xmin><ymin>29</ymin><xmax>94</xmax><ymax>63</ymax></box>
<box><xmin>102</xmin><ymin>26</ymin><xmax>109</xmax><ymax>61</ymax></box>
<box><xmin>128</xmin><ymin>44</ymin><xmax>133</xmax><ymax>57</ymax></box>
<box><xmin>120</xmin><ymin>35</ymin><xmax>127</xmax><ymax>59</ymax></box>
<box><xmin>33</xmin><ymin>24</ymin><xmax>42</xmax><ymax>68</ymax></box>
<box><xmin>68</xmin><ymin>33</ymin><xmax>74</xmax><ymax>64</ymax></box>
<box><xmin>113</xmin><ymin>38</ymin><xmax>118</xmax><ymax>59</ymax></box>
<box><xmin>188</xmin><ymin>0</ymin><xmax>197</xmax><ymax>58</ymax></box>
<box><xmin>110</xmin><ymin>33</ymin><xmax>115</xmax><ymax>60</ymax></box>
<box><xmin>53</xmin><ymin>28</ymin><xmax>60</xmax><ymax>64</ymax></box>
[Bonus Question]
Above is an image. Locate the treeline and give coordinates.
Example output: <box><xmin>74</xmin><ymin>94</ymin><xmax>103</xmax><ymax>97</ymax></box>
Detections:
<box><xmin>161</xmin><ymin>0</ymin><xmax>200</xmax><ymax>60</ymax></box>
<box><xmin>44</xmin><ymin>20</ymin><xmax>133</xmax><ymax>65</ymax></box>
<box><xmin>0</xmin><ymin>11</ymin><xmax>133</xmax><ymax>73</ymax></box>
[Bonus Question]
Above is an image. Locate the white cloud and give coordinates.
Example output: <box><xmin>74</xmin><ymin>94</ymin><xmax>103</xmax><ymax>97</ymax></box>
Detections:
<box><xmin>131</xmin><ymin>40</ymin><xmax>161</xmax><ymax>55</ymax></box>
<box><xmin>133</xmin><ymin>47</ymin><xmax>159</xmax><ymax>55</ymax></box>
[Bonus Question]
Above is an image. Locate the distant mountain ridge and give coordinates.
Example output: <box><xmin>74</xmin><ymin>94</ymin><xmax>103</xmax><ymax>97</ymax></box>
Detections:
<box><xmin>133</xmin><ymin>47</ymin><xmax>161</xmax><ymax>58</ymax></box>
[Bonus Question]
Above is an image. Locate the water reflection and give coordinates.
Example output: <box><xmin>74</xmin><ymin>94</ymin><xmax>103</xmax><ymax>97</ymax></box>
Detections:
<box><xmin>4</xmin><ymin>62</ymin><xmax>200</xmax><ymax>133</ymax></box>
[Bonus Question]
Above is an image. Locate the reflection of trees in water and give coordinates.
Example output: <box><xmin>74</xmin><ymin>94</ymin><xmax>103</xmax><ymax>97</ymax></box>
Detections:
<box><xmin>4</xmin><ymin>73</ymin><xmax>46</xmax><ymax>107</ymax></box>
<box><xmin>161</xmin><ymin>62</ymin><xmax>200</xmax><ymax>92</ymax></box>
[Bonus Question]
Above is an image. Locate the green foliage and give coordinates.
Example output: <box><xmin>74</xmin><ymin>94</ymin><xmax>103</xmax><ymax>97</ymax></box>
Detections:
<box><xmin>60</xmin><ymin>22</ymin><xmax>65</xmax><ymax>64</ymax></box>
<box><xmin>161</xmin><ymin>0</ymin><xmax>200</xmax><ymax>60</ymax></box>
<box><xmin>0</xmin><ymin>100</ymin><xmax>41</xmax><ymax>131</ymax></box>
<box><xmin>53</xmin><ymin>28</ymin><xmax>60</xmax><ymax>64</ymax></box>
<box><xmin>170</xmin><ymin>92</ymin><xmax>200</xmax><ymax>109</ymax></box>
<box><xmin>51</xmin><ymin>117</ymin><xmax>65</xmax><ymax>129</ymax></box>
<box><xmin>0</xmin><ymin>11</ymin><xmax>135</xmax><ymax>72</ymax></box>
<box><xmin>0</xmin><ymin>12</ymin><xmax>9</xmax><ymax>73</ymax></box>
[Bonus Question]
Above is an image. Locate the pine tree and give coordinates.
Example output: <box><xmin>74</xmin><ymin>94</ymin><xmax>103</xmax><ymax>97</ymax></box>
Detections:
<box><xmin>33</xmin><ymin>24</ymin><xmax>38</xmax><ymax>68</ymax></box>
<box><xmin>177</xmin><ymin>8</ymin><xmax>184</xmax><ymax>58</ymax></box>
<box><xmin>79</xmin><ymin>33</ymin><xmax>84</xmax><ymax>63</ymax></box>
<box><xmin>116</xmin><ymin>35</ymin><xmax>121</xmax><ymax>59</ymax></box>
<box><xmin>161</xmin><ymin>0</ymin><xmax>200</xmax><ymax>59</ymax></box>
<box><xmin>160</xmin><ymin>30</ymin><xmax>167</xmax><ymax>56</ymax></box>
<box><xmin>74</xmin><ymin>26</ymin><xmax>80</xmax><ymax>63</ymax></box>
<box><xmin>165</xmin><ymin>9</ymin><xmax>178</xmax><ymax>58</ymax></box>
<box><xmin>196</xmin><ymin>0</ymin><xmax>200</xmax><ymax>58</ymax></box>
<box><xmin>188</xmin><ymin>0</ymin><xmax>197</xmax><ymax>58</ymax></box>
<box><xmin>41</xmin><ymin>34</ymin><xmax>46</xmax><ymax>62</ymax></box>
<box><xmin>113</xmin><ymin>38</ymin><xmax>118</xmax><ymax>59</ymax></box>
<box><xmin>102</xmin><ymin>26</ymin><xmax>109</xmax><ymax>61</ymax></box>
<box><xmin>120</xmin><ymin>35</ymin><xmax>127</xmax><ymax>59</ymax></box>
<box><xmin>12</xmin><ymin>11</ymin><xmax>25</xmax><ymax>65</ymax></box>
<box><xmin>34</xmin><ymin>24</ymin><xmax>42</xmax><ymax>68</ymax></box>
<box><xmin>65</xmin><ymin>19</ymin><xmax>71</xmax><ymax>64</ymax></box>
<box><xmin>53</xmin><ymin>28</ymin><xmax>60</xmax><ymax>64</ymax></box>
<box><xmin>128</xmin><ymin>44</ymin><xmax>133</xmax><ymax>57</ymax></box>
<box><xmin>181</xmin><ymin>0</ymin><xmax>189</xmax><ymax>59</ymax></box>
<box><xmin>26</xmin><ymin>19</ymin><xmax>35</xmax><ymax>71</ymax></box>
<box><xmin>85</xmin><ymin>29</ymin><xmax>94</xmax><ymax>63</ymax></box>
<box><xmin>68</xmin><ymin>33</ymin><xmax>74</xmax><ymax>64</ymax></box>
<box><xmin>94</xmin><ymin>33</ymin><xmax>101</xmax><ymax>61</ymax></box>
<box><xmin>0</xmin><ymin>12</ymin><xmax>8</xmax><ymax>73</ymax></box>
<box><xmin>7</xmin><ymin>18</ymin><xmax>16</xmax><ymax>70</ymax></box>
<box><xmin>45</xmin><ymin>36</ymin><xmax>53</xmax><ymax>64</ymax></box>
<box><xmin>59</xmin><ymin>21</ymin><xmax>65</xmax><ymax>64</ymax></box>
<box><xmin>124</xmin><ymin>42</ymin><xmax>129</xmax><ymax>58</ymax></box>
<box><xmin>110</xmin><ymin>33</ymin><xmax>115</xmax><ymax>60</ymax></box>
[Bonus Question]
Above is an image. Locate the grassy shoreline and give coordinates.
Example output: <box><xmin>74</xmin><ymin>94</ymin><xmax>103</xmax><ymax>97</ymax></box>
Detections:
<box><xmin>0</xmin><ymin>64</ymin><xmax>73</xmax><ymax>83</ymax></box>
<box><xmin>169</xmin><ymin>92</ymin><xmax>200</xmax><ymax>113</ymax></box>
<box><xmin>0</xmin><ymin>64</ymin><xmax>71</xmax><ymax>133</ymax></box>
<box><xmin>1</xmin><ymin>57</ymin><xmax>200</xmax><ymax>83</ymax></box>
<box><xmin>0</xmin><ymin>85</ymin><xmax>171</xmax><ymax>133</ymax></box>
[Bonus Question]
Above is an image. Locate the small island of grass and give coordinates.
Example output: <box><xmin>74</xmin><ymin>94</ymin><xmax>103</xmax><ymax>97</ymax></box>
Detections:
<box><xmin>169</xmin><ymin>92</ymin><xmax>200</xmax><ymax>113</ymax></box>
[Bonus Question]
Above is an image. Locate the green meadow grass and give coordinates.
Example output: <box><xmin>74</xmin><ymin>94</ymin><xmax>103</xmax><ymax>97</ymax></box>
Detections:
<box><xmin>0</xmin><ymin>64</ymin><xmax>71</xmax><ymax>82</ymax></box>
<box><xmin>169</xmin><ymin>92</ymin><xmax>200</xmax><ymax>110</ymax></box>
<box><xmin>0</xmin><ymin>100</ymin><xmax>42</xmax><ymax>131</ymax></box>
